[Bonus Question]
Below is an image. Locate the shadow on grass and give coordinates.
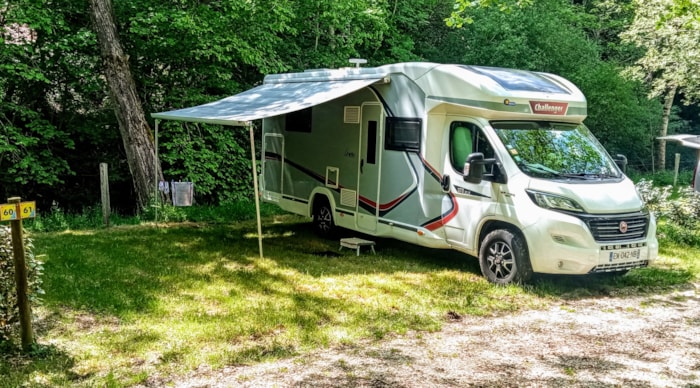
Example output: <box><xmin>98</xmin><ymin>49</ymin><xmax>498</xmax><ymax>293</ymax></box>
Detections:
<box><xmin>36</xmin><ymin>216</ymin><xmax>477</xmax><ymax>314</ymax></box>
<box><xmin>35</xmin><ymin>216</ymin><xmax>695</xmax><ymax>316</ymax></box>
<box><xmin>0</xmin><ymin>343</ymin><xmax>87</xmax><ymax>387</ymax></box>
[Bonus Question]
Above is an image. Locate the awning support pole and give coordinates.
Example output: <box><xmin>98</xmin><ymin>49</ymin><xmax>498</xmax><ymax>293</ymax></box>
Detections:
<box><xmin>154</xmin><ymin>119</ymin><xmax>159</xmax><ymax>224</ymax></box>
<box><xmin>249</xmin><ymin>124</ymin><xmax>264</xmax><ymax>259</ymax></box>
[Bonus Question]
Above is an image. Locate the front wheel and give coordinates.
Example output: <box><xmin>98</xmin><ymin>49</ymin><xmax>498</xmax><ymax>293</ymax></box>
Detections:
<box><xmin>479</xmin><ymin>229</ymin><xmax>532</xmax><ymax>285</ymax></box>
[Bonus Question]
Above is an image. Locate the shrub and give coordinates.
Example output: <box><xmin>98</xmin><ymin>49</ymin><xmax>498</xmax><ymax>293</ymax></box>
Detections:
<box><xmin>636</xmin><ymin>179</ymin><xmax>700</xmax><ymax>245</ymax></box>
<box><xmin>0</xmin><ymin>225</ymin><xmax>43</xmax><ymax>343</ymax></box>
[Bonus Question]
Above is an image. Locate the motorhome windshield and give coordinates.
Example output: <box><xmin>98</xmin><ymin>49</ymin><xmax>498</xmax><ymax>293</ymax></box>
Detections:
<box><xmin>492</xmin><ymin>121</ymin><xmax>621</xmax><ymax>181</ymax></box>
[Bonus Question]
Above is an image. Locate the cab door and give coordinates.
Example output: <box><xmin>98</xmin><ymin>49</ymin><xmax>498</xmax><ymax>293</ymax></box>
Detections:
<box><xmin>442</xmin><ymin>119</ymin><xmax>499</xmax><ymax>251</ymax></box>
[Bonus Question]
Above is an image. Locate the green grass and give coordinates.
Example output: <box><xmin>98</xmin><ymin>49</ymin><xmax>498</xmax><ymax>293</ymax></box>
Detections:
<box><xmin>1</xmin><ymin>213</ymin><xmax>698</xmax><ymax>387</ymax></box>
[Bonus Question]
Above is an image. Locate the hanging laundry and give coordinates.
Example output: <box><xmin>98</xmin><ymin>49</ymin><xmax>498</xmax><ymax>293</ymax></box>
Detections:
<box><xmin>172</xmin><ymin>181</ymin><xmax>194</xmax><ymax>206</ymax></box>
<box><xmin>158</xmin><ymin>181</ymin><xmax>170</xmax><ymax>195</ymax></box>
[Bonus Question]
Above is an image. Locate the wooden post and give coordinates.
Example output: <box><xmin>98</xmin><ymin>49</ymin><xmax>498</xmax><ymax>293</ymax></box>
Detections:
<box><xmin>100</xmin><ymin>163</ymin><xmax>110</xmax><ymax>226</ymax></box>
<box><xmin>673</xmin><ymin>153</ymin><xmax>680</xmax><ymax>187</ymax></box>
<box><xmin>8</xmin><ymin>197</ymin><xmax>34</xmax><ymax>351</ymax></box>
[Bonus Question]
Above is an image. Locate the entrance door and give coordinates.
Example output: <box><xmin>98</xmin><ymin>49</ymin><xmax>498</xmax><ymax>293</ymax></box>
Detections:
<box><xmin>356</xmin><ymin>103</ymin><xmax>382</xmax><ymax>232</ymax></box>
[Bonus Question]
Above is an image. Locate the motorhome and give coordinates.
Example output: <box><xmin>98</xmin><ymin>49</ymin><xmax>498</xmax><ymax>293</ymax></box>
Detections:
<box><xmin>153</xmin><ymin>61</ymin><xmax>658</xmax><ymax>284</ymax></box>
<box><xmin>255</xmin><ymin>62</ymin><xmax>659</xmax><ymax>284</ymax></box>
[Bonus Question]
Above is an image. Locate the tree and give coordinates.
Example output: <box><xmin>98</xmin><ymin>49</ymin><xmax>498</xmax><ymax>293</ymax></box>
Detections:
<box><xmin>424</xmin><ymin>0</ymin><xmax>663</xmax><ymax>170</ymax></box>
<box><xmin>88</xmin><ymin>0</ymin><xmax>162</xmax><ymax>209</ymax></box>
<box><xmin>1</xmin><ymin>0</ymin><xmax>77</xmax><ymax>204</ymax></box>
<box><xmin>619</xmin><ymin>0</ymin><xmax>700</xmax><ymax>170</ymax></box>
<box><xmin>447</xmin><ymin>0</ymin><xmax>533</xmax><ymax>27</ymax></box>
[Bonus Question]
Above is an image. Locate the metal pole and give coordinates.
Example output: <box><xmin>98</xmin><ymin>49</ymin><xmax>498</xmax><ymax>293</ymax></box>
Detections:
<box><xmin>8</xmin><ymin>197</ymin><xmax>34</xmax><ymax>351</ymax></box>
<box><xmin>155</xmin><ymin>119</ymin><xmax>159</xmax><ymax>224</ymax></box>
<box><xmin>249</xmin><ymin>124</ymin><xmax>263</xmax><ymax>259</ymax></box>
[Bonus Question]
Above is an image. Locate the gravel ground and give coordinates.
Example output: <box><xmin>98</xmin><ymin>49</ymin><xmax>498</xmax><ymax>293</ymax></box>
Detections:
<box><xmin>166</xmin><ymin>283</ymin><xmax>700</xmax><ymax>388</ymax></box>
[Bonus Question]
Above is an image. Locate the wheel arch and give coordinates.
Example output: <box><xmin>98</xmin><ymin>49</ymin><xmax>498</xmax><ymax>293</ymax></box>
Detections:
<box><xmin>478</xmin><ymin>220</ymin><xmax>529</xmax><ymax>255</ymax></box>
<box><xmin>309</xmin><ymin>189</ymin><xmax>336</xmax><ymax>219</ymax></box>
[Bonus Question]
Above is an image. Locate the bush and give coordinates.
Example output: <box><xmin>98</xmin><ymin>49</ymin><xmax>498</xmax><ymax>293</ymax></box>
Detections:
<box><xmin>0</xmin><ymin>225</ymin><xmax>43</xmax><ymax>343</ymax></box>
<box><xmin>636</xmin><ymin>179</ymin><xmax>700</xmax><ymax>245</ymax></box>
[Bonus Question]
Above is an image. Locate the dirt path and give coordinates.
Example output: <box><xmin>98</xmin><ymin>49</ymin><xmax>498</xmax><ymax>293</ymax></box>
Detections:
<box><xmin>168</xmin><ymin>283</ymin><xmax>700</xmax><ymax>388</ymax></box>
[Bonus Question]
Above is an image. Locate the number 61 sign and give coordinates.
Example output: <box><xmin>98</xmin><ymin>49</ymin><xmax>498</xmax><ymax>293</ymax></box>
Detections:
<box><xmin>0</xmin><ymin>201</ymin><xmax>36</xmax><ymax>221</ymax></box>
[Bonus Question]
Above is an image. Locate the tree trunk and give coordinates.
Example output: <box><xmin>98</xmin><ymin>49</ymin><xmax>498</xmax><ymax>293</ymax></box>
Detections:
<box><xmin>89</xmin><ymin>0</ymin><xmax>163</xmax><ymax>209</ymax></box>
<box><xmin>657</xmin><ymin>85</ymin><xmax>677</xmax><ymax>171</ymax></box>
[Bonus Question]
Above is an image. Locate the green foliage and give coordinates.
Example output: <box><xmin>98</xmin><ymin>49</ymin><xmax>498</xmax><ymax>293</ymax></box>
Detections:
<box><xmin>0</xmin><ymin>226</ymin><xmax>43</xmax><ymax>344</ymax></box>
<box><xmin>158</xmin><ymin>121</ymin><xmax>253</xmax><ymax>204</ymax></box>
<box><xmin>23</xmin><ymin>201</ymin><xmax>281</xmax><ymax>232</ymax></box>
<box><xmin>0</xmin><ymin>1</ymin><xmax>77</xmax><ymax>200</ymax></box>
<box><xmin>447</xmin><ymin>0</ymin><xmax>534</xmax><ymax>27</ymax></box>
<box><xmin>140</xmin><ymin>201</ymin><xmax>283</xmax><ymax>224</ymax></box>
<box><xmin>416</xmin><ymin>0</ymin><xmax>664</xmax><ymax>168</ymax></box>
<box><xmin>573</xmin><ymin>61</ymin><xmax>662</xmax><ymax>171</ymax></box>
<box><xmin>636</xmin><ymin>179</ymin><xmax>700</xmax><ymax>245</ymax></box>
<box><xmin>621</xmin><ymin>0</ymin><xmax>700</xmax><ymax>104</ymax></box>
<box><xmin>1</xmin><ymin>0</ymin><xmax>696</xmax><ymax>212</ymax></box>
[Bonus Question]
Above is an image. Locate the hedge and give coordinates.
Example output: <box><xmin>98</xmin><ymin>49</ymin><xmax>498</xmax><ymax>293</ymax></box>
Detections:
<box><xmin>0</xmin><ymin>225</ymin><xmax>43</xmax><ymax>343</ymax></box>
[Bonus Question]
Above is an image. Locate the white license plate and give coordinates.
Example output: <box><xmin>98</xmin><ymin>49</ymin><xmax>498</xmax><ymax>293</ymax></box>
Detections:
<box><xmin>609</xmin><ymin>249</ymin><xmax>640</xmax><ymax>261</ymax></box>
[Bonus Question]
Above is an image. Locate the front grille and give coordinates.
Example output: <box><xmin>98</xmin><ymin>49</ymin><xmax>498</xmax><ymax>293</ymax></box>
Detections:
<box><xmin>584</xmin><ymin>212</ymin><xmax>649</xmax><ymax>243</ymax></box>
<box><xmin>590</xmin><ymin>260</ymin><xmax>649</xmax><ymax>273</ymax></box>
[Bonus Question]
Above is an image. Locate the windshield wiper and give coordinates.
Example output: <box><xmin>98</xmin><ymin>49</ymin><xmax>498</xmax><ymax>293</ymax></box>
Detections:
<box><xmin>521</xmin><ymin>163</ymin><xmax>585</xmax><ymax>179</ymax></box>
<box><xmin>559</xmin><ymin>173</ymin><xmax>620</xmax><ymax>180</ymax></box>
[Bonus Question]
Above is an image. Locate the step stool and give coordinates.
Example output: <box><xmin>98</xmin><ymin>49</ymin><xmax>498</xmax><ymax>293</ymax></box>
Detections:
<box><xmin>339</xmin><ymin>237</ymin><xmax>376</xmax><ymax>256</ymax></box>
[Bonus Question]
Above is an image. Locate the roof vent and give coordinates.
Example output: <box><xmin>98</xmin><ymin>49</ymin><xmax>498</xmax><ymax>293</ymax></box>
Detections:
<box><xmin>349</xmin><ymin>58</ymin><xmax>367</xmax><ymax>68</ymax></box>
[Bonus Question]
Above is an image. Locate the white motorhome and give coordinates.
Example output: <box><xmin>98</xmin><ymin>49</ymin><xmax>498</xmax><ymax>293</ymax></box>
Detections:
<box><xmin>256</xmin><ymin>62</ymin><xmax>658</xmax><ymax>283</ymax></box>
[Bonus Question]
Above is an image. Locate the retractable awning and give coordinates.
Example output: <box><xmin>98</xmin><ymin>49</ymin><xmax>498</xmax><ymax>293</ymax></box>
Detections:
<box><xmin>151</xmin><ymin>77</ymin><xmax>385</xmax><ymax>126</ymax></box>
<box><xmin>658</xmin><ymin>134</ymin><xmax>700</xmax><ymax>150</ymax></box>
<box><xmin>151</xmin><ymin>75</ymin><xmax>386</xmax><ymax>260</ymax></box>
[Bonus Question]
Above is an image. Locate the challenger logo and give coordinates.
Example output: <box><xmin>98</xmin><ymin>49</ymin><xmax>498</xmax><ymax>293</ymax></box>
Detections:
<box><xmin>619</xmin><ymin>221</ymin><xmax>628</xmax><ymax>234</ymax></box>
<box><xmin>529</xmin><ymin>101</ymin><xmax>568</xmax><ymax>115</ymax></box>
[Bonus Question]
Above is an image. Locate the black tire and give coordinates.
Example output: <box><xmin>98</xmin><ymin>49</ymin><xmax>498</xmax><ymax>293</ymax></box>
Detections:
<box><xmin>479</xmin><ymin>229</ymin><xmax>532</xmax><ymax>285</ymax></box>
<box><xmin>312</xmin><ymin>198</ymin><xmax>336</xmax><ymax>239</ymax></box>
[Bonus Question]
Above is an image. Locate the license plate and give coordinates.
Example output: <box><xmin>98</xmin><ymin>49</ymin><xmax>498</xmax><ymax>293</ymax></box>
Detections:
<box><xmin>609</xmin><ymin>249</ymin><xmax>640</xmax><ymax>261</ymax></box>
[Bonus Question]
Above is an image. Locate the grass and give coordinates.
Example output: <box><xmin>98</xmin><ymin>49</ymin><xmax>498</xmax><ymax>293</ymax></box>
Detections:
<box><xmin>1</xmin><ymin>210</ymin><xmax>698</xmax><ymax>387</ymax></box>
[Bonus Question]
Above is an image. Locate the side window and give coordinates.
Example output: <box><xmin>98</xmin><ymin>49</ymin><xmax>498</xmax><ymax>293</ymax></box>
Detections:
<box><xmin>285</xmin><ymin>108</ymin><xmax>312</xmax><ymax>132</ymax></box>
<box><xmin>450</xmin><ymin>121</ymin><xmax>496</xmax><ymax>174</ymax></box>
<box><xmin>385</xmin><ymin>117</ymin><xmax>421</xmax><ymax>152</ymax></box>
<box><xmin>450</xmin><ymin>123</ymin><xmax>475</xmax><ymax>171</ymax></box>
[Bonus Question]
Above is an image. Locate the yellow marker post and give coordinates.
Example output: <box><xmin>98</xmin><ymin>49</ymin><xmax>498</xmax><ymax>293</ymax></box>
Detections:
<box><xmin>1</xmin><ymin>197</ymin><xmax>36</xmax><ymax>351</ymax></box>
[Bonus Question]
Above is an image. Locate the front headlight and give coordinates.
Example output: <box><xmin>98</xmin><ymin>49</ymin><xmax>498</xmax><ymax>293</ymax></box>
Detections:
<box><xmin>526</xmin><ymin>190</ymin><xmax>584</xmax><ymax>213</ymax></box>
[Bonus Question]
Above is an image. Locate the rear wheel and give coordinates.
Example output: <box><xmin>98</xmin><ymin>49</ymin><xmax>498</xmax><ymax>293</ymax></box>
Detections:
<box><xmin>312</xmin><ymin>198</ymin><xmax>336</xmax><ymax>239</ymax></box>
<box><xmin>479</xmin><ymin>229</ymin><xmax>532</xmax><ymax>285</ymax></box>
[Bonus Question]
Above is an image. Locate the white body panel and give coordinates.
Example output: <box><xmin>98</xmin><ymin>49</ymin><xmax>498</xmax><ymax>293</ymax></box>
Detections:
<box><xmin>261</xmin><ymin>62</ymin><xmax>658</xmax><ymax>275</ymax></box>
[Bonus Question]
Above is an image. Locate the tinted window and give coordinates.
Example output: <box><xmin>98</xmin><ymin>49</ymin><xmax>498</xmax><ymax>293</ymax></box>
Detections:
<box><xmin>285</xmin><ymin>108</ymin><xmax>312</xmax><ymax>132</ymax></box>
<box><xmin>386</xmin><ymin>117</ymin><xmax>421</xmax><ymax>152</ymax></box>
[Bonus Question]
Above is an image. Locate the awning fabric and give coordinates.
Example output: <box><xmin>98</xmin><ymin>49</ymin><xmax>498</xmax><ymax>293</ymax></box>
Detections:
<box><xmin>657</xmin><ymin>134</ymin><xmax>700</xmax><ymax>150</ymax></box>
<box><xmin>151</xmin><ymin>77</ymin><xmax>383</xmax><ymax>126</ymax></box>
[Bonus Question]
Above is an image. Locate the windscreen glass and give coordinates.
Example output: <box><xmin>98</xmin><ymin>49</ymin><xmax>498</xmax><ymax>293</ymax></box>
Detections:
<box><xmin>492</xmin><ymin>121</ymin><xmax>621</xmax><ymax>180</ymax></box>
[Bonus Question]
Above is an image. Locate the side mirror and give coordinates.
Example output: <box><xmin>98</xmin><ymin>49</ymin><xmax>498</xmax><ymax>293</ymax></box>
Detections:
<box><xmin>464</xmin><ymin>153</ymin><xmax>485</xmax><ymax>183</ymax></box>
<box><xmin>614</xmin><ymin>154</ymin><xmax>628</xmax><ymax>173</ymax></box>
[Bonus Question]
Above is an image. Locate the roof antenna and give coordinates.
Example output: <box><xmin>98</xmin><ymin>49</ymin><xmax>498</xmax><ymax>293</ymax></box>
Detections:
<box><xmin>349</xmin><ymin>58</ymin><xmax>367</xmax><ymax>68</ymax></box>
